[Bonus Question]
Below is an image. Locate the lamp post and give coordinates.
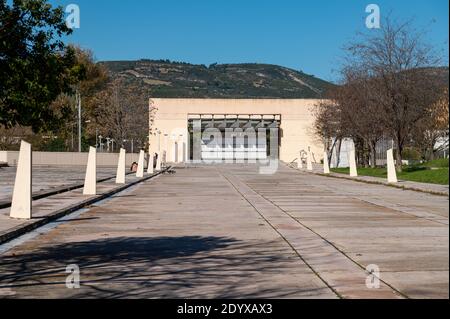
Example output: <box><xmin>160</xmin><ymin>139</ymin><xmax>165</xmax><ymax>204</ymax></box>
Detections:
<box><xmin>95</xmin><ymin>128</ymin><xmax>99</xmax><ymax>150</ymax></box>
<box><xmin>98</xmin><ymin>135</ymin><xmax>103</xmax><ymax>152</ymax></box>
<box><xmin>76</xmin><ymin>91</ymin><xmax>82</xmax><ymax>153</ymax></box>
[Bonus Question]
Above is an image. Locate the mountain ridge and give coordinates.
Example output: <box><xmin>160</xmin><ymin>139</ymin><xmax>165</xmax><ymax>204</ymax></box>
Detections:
<box><xmin>99</xmin><ymin>59</ymin><xmax>335</xmax><ymax>99</ymax></box>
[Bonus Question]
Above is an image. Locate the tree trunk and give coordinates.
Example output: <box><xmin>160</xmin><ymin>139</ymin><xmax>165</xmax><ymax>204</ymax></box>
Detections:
<box><xmin>369</xmin><ymin>141</ymin><xmax>377</xmax><ymax>168</ymax></box>
<box><xmin>336</xmin><ymin>138</ymin><xmax>343</xmax><ymax>168</ymax></box>
<box><xmin>327</xmin><ymin>138</ymin><xmax>337</xmax><ymax>166</ymax></box>
<box><xmin>395</xmin><ymin>138</ymin><xmax>403</xmax><ymax>172</ymax></box>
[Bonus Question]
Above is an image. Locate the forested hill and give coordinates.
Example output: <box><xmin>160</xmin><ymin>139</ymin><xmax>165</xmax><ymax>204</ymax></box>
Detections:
<box><xmin>99</xmin><ymin>59</ymin><xmax>335</xmax><ymax>99</ymax></box>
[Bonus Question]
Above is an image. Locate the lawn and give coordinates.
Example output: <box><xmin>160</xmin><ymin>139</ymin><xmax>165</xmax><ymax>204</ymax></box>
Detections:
<box><xmin>331</xmin><ymin>159</ymin><xmax>449</xmax><ymax>185</ymax></box>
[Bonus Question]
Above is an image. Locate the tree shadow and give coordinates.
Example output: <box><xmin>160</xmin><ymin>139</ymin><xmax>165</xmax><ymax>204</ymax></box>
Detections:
<box><xmin>0</xmin><ymin>236</ymin><xmax>324</xmax><ymax>299</ymax></box>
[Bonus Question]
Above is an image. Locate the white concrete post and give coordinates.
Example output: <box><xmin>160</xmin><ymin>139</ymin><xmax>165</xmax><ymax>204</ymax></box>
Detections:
<box><xmin>298</xmin><ymin>152</ymin><xmax>304</xmax><ymax>169</ymax></box>
<box><xmin>83</xmin><ymin>147</ymin><xmax>97</xmax><ymax>195</ymax></box>
<box><xmin>163</xmin><ymin>151</ymin><xmax>167</xmax><ymax>166</ymax></box>
<box><xmin>136</xmin><ymin>150</ymin><xmax>145</xmax><ymax>178</ymax></box>
<box><xmin>307</xmin><ymin>150</ymin><xmax>313</xmax><ymax>171</ymax></box>
<box><xmin>185</xmin><ymin>132</ymin><xmax>189</xmax><ymax>163</ymax></box>
<box><xmin>116</xmin><ymin>148</ymin><xmax>126</xmax><ymax>184</ymax></box>
<box><xmin>148</xmin><ymin>152</ymin><xmax>154</xmax><ymax>174</ymax></box>
<box><xmin>323</xmin><ymin>151</ymin><xmax>330</xmax><ymax>174</ymax></box>
<box><xmin>163</xmin><ymin>134</ymin><xmax>169</xmax><ymax>159</ymax></box>
<box><xmin>10</xmin><ymin>140</ymin><xmax>32</xmax><ymax>219</ymax></box>
<box><xmin>156</xmin><ymin>152</ymin><xmax>162</xmax><ymax>171</ymax></box>
<box><xmin>178</xmin><ymin>135</ymin><xmax>184</xmax><ymax>163</ymax></box>
<box><xmin>387</xmin><ymin>148</ymin><xmax>398</xmax><ymax>183</ymax></box>
<box><xmin>172</xmin><ymin>140</ymin><xmax>177</xmax><ymax>163</ymax></box>
<box><xmin>349</xmin><ymin>149</ymin><xmax>358</xmax><ymax>177</ymax></box>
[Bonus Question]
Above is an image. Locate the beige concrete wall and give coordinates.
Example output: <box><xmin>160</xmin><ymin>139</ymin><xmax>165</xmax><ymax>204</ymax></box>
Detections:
<box><xmin>0</xmin><ymin>151</ymin><xmax>7</xmax><ymax>164</ymax></box>
<box><xmin>149</xmin><ymin>98</ymin><xmax>324</xmax><ymax>163</ymax></box>
<box><xmin>0</xmin><ymin>151</ymin><xmax>140</xmax><ymax>167</ymax></box>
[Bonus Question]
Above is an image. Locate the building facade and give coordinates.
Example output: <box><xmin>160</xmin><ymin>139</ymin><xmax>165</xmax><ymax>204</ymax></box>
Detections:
<box><xmin>149</xmin><ymin>98</ymin><xmax>324</xmax><ymax>164</ymax></box>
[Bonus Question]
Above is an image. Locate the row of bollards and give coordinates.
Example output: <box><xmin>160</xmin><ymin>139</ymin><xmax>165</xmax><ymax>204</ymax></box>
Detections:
<box><xmin>344</xmin><ymin>148</ymin><xmax>398</xmax><ymax>183</ymax></box>
<box><xmin>298</xmin><ymin>147</ymin><xmax>398</xmax><ymax>183</ymax></box>
<box><xmin>9</xmin><ymin>141</ymin><xmax>164</xmax><ymax>220</ymax></box>
<box><xmin>297</xmin><ymin>149</ymin><xmax>314</xmax><ymax>171</ymax></box>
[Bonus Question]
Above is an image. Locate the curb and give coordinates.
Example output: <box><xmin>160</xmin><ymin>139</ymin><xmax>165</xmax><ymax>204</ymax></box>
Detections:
<box><xmin>0</xmin><ymin>172</ymin><xmax>136</xmax><ymax>210</ymax></box>
<box><xmin>320</xmin><ymin>173</ymin><xmax>449</xmax><ymax>197</ymax></box>
<box><xmin>0</xmin><ymin>168</ymin><xmax>170</xmax><ymax>246</ymax></box>
<box><xmin>284</xmin><ymin>163</ymin><xmax>449</xmax><ymax>197</ymax></box>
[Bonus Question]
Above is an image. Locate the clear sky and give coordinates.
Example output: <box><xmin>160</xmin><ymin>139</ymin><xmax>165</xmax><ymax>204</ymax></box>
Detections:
<box><xmin>50</xmin><ymin>0</ymin><xmax>449</xmax><ymax>82</ymax></box>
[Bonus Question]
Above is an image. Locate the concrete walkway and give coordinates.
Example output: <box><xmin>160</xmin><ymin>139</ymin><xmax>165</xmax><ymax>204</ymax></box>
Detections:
<box><xmin>298</xmin><ymin>163</ymin><xmax>449</xmax><ymax>196</ymax></box>
<box><xmin>0</xmin><ymin>166</ymin><xmax>117</xmax><ymax>203</ymax></box>
<box><xmin>0</xmin><ymin>164</ymin><xmax>448</xmax><ymax>299</ymax></box>
<box><xmin>0</xmin><ymin>172</ymin><xmax>163</xmax><ymax>245</ymax></box>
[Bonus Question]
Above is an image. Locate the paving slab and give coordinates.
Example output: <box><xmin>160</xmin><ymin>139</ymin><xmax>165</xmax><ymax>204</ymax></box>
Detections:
<box><xmin>0</xmin><ymin>166</ymin><xmax>117</xmax><ymax>204</ymax></box>
<box><xmin>0</xmin><ymin>166</ymin><xmax>336</xmax><ymax>299</ymax></box>
<box><xmin>0</xmin><ymin>172</ymin><xmax>163</xmax><ymax>245</ymax></box>
<box><xmin>0</xmin><ymin>164</ymin><xmax>448</xmax><ymax>299</ymax></box>
<box><xmin>295</xmin><ymin>163</ymin><xmax>449</xmax><ymax>196</ymax></box>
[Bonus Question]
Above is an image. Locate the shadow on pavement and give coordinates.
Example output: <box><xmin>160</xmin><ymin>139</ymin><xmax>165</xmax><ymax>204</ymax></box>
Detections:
<box><xmin>0</xmin><ymin>236</ymin><xmax>311</xmax><ymax>298</ymax></box>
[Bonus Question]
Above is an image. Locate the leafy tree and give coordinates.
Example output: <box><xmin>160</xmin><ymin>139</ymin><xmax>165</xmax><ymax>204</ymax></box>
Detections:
<box><xmin>0</xmin><ymin>0</ymin><xmax>83</xmax><ymax>132</ymax></box>
<box><xmin>49</xmin><ymin>47</ymin><xmax>109</xmax><ymax>151</ymax></box>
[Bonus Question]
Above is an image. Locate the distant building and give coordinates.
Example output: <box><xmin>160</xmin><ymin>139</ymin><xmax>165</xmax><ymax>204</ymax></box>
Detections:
<box><xmin>149</xmin><ymin>98</ymin><xmax>325</xmax><ymax>164</ymax></box>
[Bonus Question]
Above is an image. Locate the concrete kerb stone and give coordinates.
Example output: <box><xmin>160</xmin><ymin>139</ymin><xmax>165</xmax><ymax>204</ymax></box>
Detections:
<box><xmin>284</xmin><ymin>162</ymin><xmax>449</xmax><ymax>197</ymax></box>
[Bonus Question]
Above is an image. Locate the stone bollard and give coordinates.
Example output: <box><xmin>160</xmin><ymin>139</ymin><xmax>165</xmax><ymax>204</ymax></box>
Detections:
<box><xmin>116</xmin><ymin>148</ymin><xmax>126</xmax><ymax>184</ymax></box>
<box><xmin>10</xmin><ymin>140</ymin><xmax>32</xmax><ymax>219</ymax></box>
<box><xmin>323</xmin><ymin>151</ymin><xmax>330</xmax><ymax>174</ymax></box>
<box><xmin>307</xmin><ymin>150</ymin><xmax>313</xmax><ymax>171</ymax></box>
<box><xmin>83</xmin><ymin>147</ymin><xmax>97</xmax><ymax>195</ymax></box>
<box><xmin>171</xmin><ymin>140</ymin><xmax>177</xmax><ymax>163</ymax></box>
<box><xmin>156</xmin><ymin>152</ymin><xmax>162</xmax><ymax>171</ymax></box>
<box><xmin>298</xmin><ymin>152</ymin><xmax>304</xmax><ymax>169</ymax></box>
<box><xmin>387</xmin><ymin>148</ymin><xmax>398</xmax><ymax>183</ymax></box>
<box><xmin>148</xmin><ymin>152</ymin><xmax>154</xmax><ymax>174</ymax></box>
<box><xmin>178</xmin><ymin>140</ymin><xmax>184</xmax><ymax>163</ymax></box>
<box><xmin>349</xmin><ymin>149</ymin><xmax>358</xmax><ymax>177</ymax></box>
<box><xmin>136</xmin><ymin>150</ymin><xmax>145</xmax><ymax>178</ymax></box>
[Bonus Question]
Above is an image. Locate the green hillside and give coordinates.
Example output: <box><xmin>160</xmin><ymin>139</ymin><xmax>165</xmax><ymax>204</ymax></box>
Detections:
<box><xmin>99</xmin><ymin>59</ymin><xmax>335</xmax><ymax>98</ymax></box>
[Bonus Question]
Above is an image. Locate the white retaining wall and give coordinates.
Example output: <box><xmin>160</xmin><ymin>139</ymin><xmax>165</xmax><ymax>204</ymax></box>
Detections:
<box><xmin>0</xmin><ymin>151</ymin><xmax>140</xmax><ymax>167</ymax></box>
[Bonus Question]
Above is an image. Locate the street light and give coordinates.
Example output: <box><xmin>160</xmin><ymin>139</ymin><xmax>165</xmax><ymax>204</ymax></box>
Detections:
<box><xmin>76</xmin><ymin>91</ymin><xmax>81</xmax><ymax>153</ymax></box>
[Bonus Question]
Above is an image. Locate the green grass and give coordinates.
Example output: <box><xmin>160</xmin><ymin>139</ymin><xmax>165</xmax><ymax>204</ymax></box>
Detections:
<box><xmin>422</xmin><ymin>158</ymin><xmax>449</xmax><ymax>168</ymax></box>
<box><xmin>332</xmin><ymin>164</ymin><xmax>449</xmax><ymax>185</ymax></box>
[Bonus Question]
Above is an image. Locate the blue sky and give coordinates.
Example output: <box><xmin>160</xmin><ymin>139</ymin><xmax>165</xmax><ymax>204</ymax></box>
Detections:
<box><xmin>50</xmin><ymin>0</ymin><xmax>449</xmax><ymax>82</ymax></box>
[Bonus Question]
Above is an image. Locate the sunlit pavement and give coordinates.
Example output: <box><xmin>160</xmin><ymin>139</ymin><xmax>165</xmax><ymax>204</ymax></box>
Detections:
<box><xmin>0</xmin><ymin>164</ymin><xmax>448</xmax><ymax>299</ymax></box>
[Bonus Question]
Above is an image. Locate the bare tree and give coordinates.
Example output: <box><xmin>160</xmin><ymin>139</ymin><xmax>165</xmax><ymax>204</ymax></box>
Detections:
<box><xmin>91</xmin><ymin>77</ymin><xmax>150</xmax><ymax>152</ymax></box>
<box><xmin>312</xmin><ymin>99</ymin><xmax>345</xmax><ymax>165</ymax></box>
<box><xmin>413</xmin><ymin>87</ymin><xmax>449</xmax><ymax>160</ymax></box>
<box><xmin>340</xmin><ymin>18</ymin><xmax>444</xmax><ymax>170</ymax></box>
<box><xmin>314</xmin><ymin>72</ymin><xmax>386</xmax><ymax>168</ymax></box>
<box><xmin>337</xmin><ymin>69</ymin><xmax>386</xmax><ymax>167</ymax></box>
